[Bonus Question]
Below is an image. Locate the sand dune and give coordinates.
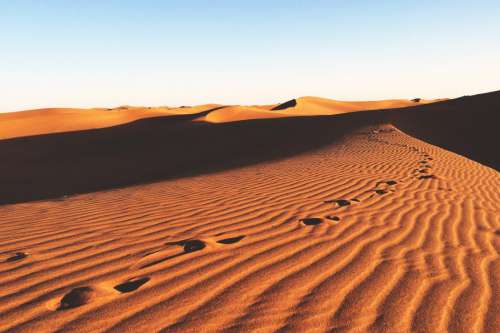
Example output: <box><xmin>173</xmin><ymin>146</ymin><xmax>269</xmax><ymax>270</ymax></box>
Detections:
<box><xmin>0</xmin><ymin>104</ymin><xmax>221</xmax><ymax>140</ymax></box>
<box><xmin>201</xmin><ymin>97</ymin><xmax>445</xmax><ymax>123</ymax></box>
<box><xmin>387</xmin><ymin>92</ymin><xmax>500</xmax><ymax>170</ymax></box>
<box><xmin>1</xmin><ymin>92</ymin><xmax>498</xmax><ymax>204</ymax></box>
<box><xmin>0</xmin><ymin>97</ymin><xmax>442</xmax><ymax>139</ymax></box>
<box><xmin>272</xmin><ymin>96</ymin><xmax>444</xmax><ymax>115</ymax></box>
<box><xmin>0</xmin><ymin>92</ymin><xmax>499</xmax><ymax>332</ymax></box>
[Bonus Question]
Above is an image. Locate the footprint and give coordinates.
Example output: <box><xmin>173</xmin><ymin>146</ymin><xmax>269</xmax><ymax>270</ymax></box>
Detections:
<box><xmin>326</xmin><ymin>215</ymin><xmax>340</xmax><ymax>222</ymax></box>
<box><xmin>217</xmin><ymin>235</ymin><xmax>246</xmax><ymax>244</ymax></box>
<box><xmin>300</xmin><ymin>218</ymin><xmax>324</xmax><ymax>226</ymax></box>
<box><xmin>325</xmin><ymin>199</ymin><xmax>351</xmax><ymax>207</ymax></box>
<box><xmin>114</xmin><ymin>277</ymin><xmax>150</xmax><ymax>293</ymax></box>
<box><xmin>418</xmin><ymin>175</ymin><xmax>437</xmax><ymax>180</ymax></box>
<box><xmin>5</xmin><ymin>252</ymin><xmax>28</xmax><ymax>262</ymax></box>
<box><xmin>166</xmin><ymin>239</ymin><xmax>206</xmax><ymax>253</ymax></box>
<box><xmin>58</xmin><ymin>286</ymin><xmax>96</xmax><ymax>310</ymax></box>
<box><xmin>136</xmin><ymin>238</ymin><xmax>213</xmax><ymax>269</ymax></box>
<box><xmin>351</xmin><ymin>198</ymin><xmax>360</xmax><ymax>202</ymax></box>
<box><xmin>375</xmin><ymin>189</ymin><xmax>388</xmax><ymax>195</ymax></box>
<box><xmin>376</xmin><ymin>180</ymin><xmax>397</xmax><ymax>187</ymax></box>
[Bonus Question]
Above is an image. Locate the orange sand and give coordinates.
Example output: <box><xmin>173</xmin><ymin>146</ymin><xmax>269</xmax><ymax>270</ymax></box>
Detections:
<box><xmin>0</xmin><ymin>104</ymin><xmax>220</xmax><ymax>140</ymax></box>
<box><xmin>0</xmin><ymin>93</ymin><xmax>499</xmax><ymax>333</ymax></box>
<box><xmin>0</xmin><ymin>98</ymin><xmax>442</xmax><ymax>139</ymax></box>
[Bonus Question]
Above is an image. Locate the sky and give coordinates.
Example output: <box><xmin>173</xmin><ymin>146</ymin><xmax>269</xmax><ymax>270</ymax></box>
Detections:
<box><xmin>1</xmin><ymin>0</ymin><xmax>500</xmax><ymax>112</ymax></box>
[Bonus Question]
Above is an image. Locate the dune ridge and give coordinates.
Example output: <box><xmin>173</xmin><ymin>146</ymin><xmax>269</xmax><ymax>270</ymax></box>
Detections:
<box><xmin>0</xmin><ymin>97</ymin><xmax>442</xmax><ymax>140</ymax></box>
<box><xmin>0</xmin><ymin>123</ymin><xmax>498</xmax><ymax>332</ymax></box>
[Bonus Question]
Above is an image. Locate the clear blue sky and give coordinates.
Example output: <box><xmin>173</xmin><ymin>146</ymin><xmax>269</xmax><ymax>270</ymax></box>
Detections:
<box><xmin>1</xmin><ymin>0</ymin><xmax>499</xmax><ymax>111</ymax></box>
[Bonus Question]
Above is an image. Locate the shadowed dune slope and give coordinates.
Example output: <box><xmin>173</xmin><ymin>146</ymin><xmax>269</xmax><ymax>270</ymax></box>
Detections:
<box><xmin>0</xmin><ymin>114</ymin><xmax>372</xmax><ymax>204</ymax></box>
<box><xmin>0</xmin><ymin>124</ymin><xmax>498</xmax><ymax>332</ymax></box>
<box><xmin>386</xmin><ymin>90</ymin><xmax>500</xmax><ymax>170</ymax></box>
<box><xmin>0</xmin><ymin>91</ymin><xmax>498</xmax><ymax>205</ymax></box>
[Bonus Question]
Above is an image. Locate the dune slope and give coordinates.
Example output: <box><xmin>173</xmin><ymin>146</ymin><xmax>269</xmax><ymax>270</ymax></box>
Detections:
<box><xmin>0</xmin><ymin>124</ymin><xmax>498</xmax><ymax>332</ymax></box>
<box><xmin>272</xmin><ymin>96</ymin><xmax>443</xmax><ymax>115</ymax></box>
<box><xmin>0</xmin><ymin>97</ymin><xmax>442</xmax><ymax>139</ymax></box>
<box><xmin>0</xmin><ymin>92</ymin><xmax>497</xmax><ymax>205</ymax></box>
<box><xmin>387</xmin><ymin>90</ymin><xmax>500</xmax><ymax>170</ymax></box>
<box><xmin>0</xmin><ymin>104</ymin><xmax>221</xmax><ymax>140</ymax></box>
<box><xmin>0</xmin><ymin>115</ymin><xmax>372</xmax><ymax>204</ymax></box>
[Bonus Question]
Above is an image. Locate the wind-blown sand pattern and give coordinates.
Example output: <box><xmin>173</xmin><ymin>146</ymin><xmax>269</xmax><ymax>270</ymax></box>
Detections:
<box><xmin>0</xmin><ymin>93</ymin><xmax>499</xmax><ymax>332</ymax></box>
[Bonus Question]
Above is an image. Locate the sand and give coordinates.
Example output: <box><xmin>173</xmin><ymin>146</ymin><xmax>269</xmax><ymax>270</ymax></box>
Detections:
<box><xmin>0</xmin><ymin>98</ymin><xmax>442</xmax><ymax>139</ymax></box>
<box><xmin>0</xmin><ymin>93</ymin><xmax>499</xmax><ymax>332</ymax></box>
<box><xmin>0</xmin><ymin>104</ymin><xmax>221</xmax><ymax>140</ymax></box>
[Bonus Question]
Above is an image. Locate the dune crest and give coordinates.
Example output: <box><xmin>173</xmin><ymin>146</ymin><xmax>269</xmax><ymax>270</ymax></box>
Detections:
<box><xmin>1</xmin><ymin>123</ymin><xmax>498</xmax><ymax>332</ymax></box>
<box><xmin>202</xmin><ymin>96</ymin><xmax>446</xmax><ymax>123</ymax></box>
<box><xmin>0</xmin><ymin>97</ymin><xmax>444</xmax><ymax>138</ymax></box>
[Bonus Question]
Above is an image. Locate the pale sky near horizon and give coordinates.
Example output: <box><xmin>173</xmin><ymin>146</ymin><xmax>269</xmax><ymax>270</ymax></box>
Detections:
<box><xmin>1</xmin><ymin>0</ymin><xmax>499</xmax><ymax>112</ymax></box>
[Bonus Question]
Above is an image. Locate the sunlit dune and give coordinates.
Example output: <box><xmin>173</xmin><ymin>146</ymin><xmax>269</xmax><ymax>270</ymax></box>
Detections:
<box><xmin>0</xmin><ymin>97</ymin><xmax>444</xmax><ymax>139</ymax></box>
<box><xmin>274</xmin><ymin>96</ymin><xmax>445</xmax><ymax>114</ymax></box>
<box><xmin>0</xmin><ymin>91</ymin><xmax>498</xmax><ymax>333</ymax></box>
<box><xmin>0</xmin><ymin>104</ymin><xmax>221</xmax><ymax>140</ymax></box>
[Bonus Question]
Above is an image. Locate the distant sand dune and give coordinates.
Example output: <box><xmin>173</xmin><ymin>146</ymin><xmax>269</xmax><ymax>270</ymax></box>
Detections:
<box><xmin>0</xmin><ymin>91</ymin><xmax>497</xmax><ymax>204</ymax></box>
<box><xmin>0</xmin><ymin>104</ymin><xmax>221</xmax><ymax>140</ymax></box>
<box><xmin>272</xmin><ymin>96</ymin><xmax>444</xmax><ymax>115</ymax></box>
<box><xmin>0</xmin><ymin>97</ymin><xmax>442</xmax><ymax>139</ymax></box>
<box><xmin>0</xmin><ymin>91</ymin><xmax>499</xmax><ymax>332</ymax></box>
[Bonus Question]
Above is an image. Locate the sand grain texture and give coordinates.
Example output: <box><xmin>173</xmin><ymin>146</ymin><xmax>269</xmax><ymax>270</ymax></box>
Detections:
<box><xmin>0</xmin><ymin>93</ymin><xmax>499</xmax><ymax>333</ymax></box>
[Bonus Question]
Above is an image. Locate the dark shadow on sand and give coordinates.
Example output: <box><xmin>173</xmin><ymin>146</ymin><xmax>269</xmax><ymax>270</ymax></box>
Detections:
<box><xmin>1</xmin><ymin>90</ymin><xmax>498</xmax><ymax>205</ymax></box>
<box><xmin>386</xmin><ymin>90</ymin><xmax>500</xmax><ymax>170</ymax></box>
<box><xmin>0</xmin><ymin>110</ymin><xmax>373</xmax><ymax>204</ymax></box>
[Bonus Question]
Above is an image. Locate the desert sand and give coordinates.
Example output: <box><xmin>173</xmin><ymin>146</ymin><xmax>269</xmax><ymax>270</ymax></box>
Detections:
<box><xmin>0</xmin><ymin>92</ymin><xmax>499</xmax><ymax>332</ymax></box>
<box><xmin>0</xmin><ymin>98</ymin><xmax>441</xmax><ymax>140</ymax></box>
